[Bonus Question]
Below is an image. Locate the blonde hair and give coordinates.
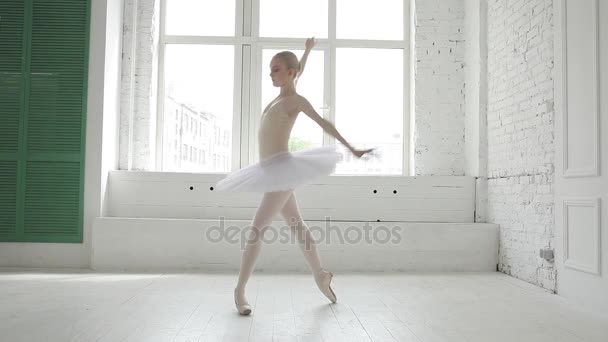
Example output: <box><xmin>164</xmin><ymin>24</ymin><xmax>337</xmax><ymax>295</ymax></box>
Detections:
<box><xmin>272</xmin><ymin>51</ymin><xmax>300</xmax><ymax>77</ymax></box>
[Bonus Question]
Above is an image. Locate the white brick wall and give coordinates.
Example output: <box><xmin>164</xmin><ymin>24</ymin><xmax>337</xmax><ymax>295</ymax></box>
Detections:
<box><xmin>487</xmin><ymin>0</ymin><xmax>556</xmax><ymax>291</ymax></box>
<box><xmin>414</xmin><ymin>0</ymin><xmax>466</xmax><ymax>176</ymax></box>
<box><xmin>119</xmin><ymin>0</ymin><xmax>159</xmax><ymax>170</ymax></box>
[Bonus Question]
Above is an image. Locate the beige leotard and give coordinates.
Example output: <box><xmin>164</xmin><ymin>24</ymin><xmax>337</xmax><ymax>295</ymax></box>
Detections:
<box><xmin>258</xmin><ymin>99</ymin><xmax>298</xmax><ymax>160</ymax></box>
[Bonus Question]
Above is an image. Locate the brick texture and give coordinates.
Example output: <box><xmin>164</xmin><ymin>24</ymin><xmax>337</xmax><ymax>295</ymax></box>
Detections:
<box><xmin>414</xmin><ymin>0</ymin><xmax>466</xmax><ymax>176</ymax></box>
<box><xmin>487</xmin><ymin>0</ymin><xmax>556</xmax><ymax>291</ymax></box>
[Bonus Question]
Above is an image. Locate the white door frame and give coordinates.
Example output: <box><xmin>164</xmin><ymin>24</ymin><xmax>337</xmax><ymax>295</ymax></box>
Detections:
<box><xmin>554</xmin><ymin>0</ymin><xmax>607</xmax><ymax>317</ymax></box>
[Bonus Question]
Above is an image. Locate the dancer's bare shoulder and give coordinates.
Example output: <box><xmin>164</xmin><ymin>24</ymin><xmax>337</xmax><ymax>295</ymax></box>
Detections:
<box><xmin>294</xmin><ymin>95</ymin><xmax>325</xmax><ymax>126</ymax></box>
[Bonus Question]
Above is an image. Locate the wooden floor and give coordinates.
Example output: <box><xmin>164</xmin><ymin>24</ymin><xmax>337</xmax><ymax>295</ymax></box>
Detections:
<box><xmin>1</xmin><ymin>269</ymin><xmax>606</xmax><ymax>342</ymax></box>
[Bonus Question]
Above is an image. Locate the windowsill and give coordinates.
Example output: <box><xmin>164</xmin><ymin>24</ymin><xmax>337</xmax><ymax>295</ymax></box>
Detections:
<box><xmin>115</xmin><ymin>170</ymin><xmax>416</xmax><ymax>178</ymax></box>
<box><xmin>107</xmin><ymin>171</ymin><xmax>476</xmax><ymax>221</ymax></box>
<box><xmin>108</xmin><ymin>170</ymin><xmax>475</xmax><ymax>187</ymax></box>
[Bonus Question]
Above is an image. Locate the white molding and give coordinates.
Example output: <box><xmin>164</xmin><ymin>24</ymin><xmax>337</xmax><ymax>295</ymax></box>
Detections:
<box><xmin>562</xmin><ymin>0</ymin><xmax>601</xmax><ymax>178</ymax></box>
<box><xmin>563</xmin><ymin>197</ymin><xmax>602</xmax><ymax>275</ymax></box>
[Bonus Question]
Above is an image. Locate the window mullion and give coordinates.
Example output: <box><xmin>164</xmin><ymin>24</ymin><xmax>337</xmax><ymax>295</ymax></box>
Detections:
<box><xmin>404</xmin><ymin>0</ymin><xmax>413</xmax><ymax>176</ymax></box>
<box><xmin>333</xmin><ymin>39</ymin><xmax>407</xmax><ymax>48</ymax></box>
<box><xmin>236</xmin><ymin>0</ymin><xmax>245</xmax><ymax>37</ymax></box>
<box><xmin>155</xmin><ymin>0</ymin><xmax>168</xmax><ymax>171</ymax></box>
<box><xmin>249</xmin><ymin>46</ymin><xmax>262</xmax><ymax>164</ymax></box>
<box><xmin>234</xmin><ymin>0</ymin><xmax>249</xmax><ymax>170</ymax></box>
<box><xmin>323</xmin><ymin>48</ymin><xmax>331</xmax><ymax>147</ymax></box>
<box><xmin>326</xmin><ymin>0</ymin><xmax>337</xmax><ymax>148</ymax></box>
<box><xmin>251</xmin><ymin>0</ymin><xmax>260</xmax><ymax>38</ymax></box>
<box><xmin>243</xmin><ymin>0</ymin><xmax>255</xmax><ymax>166</ymax></box>
<box><xmin>237</xmin><ymin>45</ymin><xmax>249</xmax><ymax>170</ymax></box>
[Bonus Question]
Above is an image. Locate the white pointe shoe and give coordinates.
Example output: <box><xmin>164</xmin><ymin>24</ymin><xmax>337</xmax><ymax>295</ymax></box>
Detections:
<box><xmin>315</xmin><ymin>269</ymin><xmax>337</xmax><ymax>303</ymax></box>
<box><xmin>234</xmin><ymin>288</ymin><xmax>252</xmax><ymax>315</ymax></box>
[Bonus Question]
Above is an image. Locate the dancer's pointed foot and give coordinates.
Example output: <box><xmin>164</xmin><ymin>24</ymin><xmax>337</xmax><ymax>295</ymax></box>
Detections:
<box><xmin>234</xmin><ymin>288</ymin><xmax>252</xmax><ymax>315</ymax></box>
<box><xmin>315</xmin><ymin>269</ymin><xmax>337</xmax><ymax>303</ymax></box>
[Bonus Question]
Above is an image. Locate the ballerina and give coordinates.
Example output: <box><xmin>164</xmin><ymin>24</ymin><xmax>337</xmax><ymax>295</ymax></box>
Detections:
<box><xmin>215</xmin><ymin>37</ymin><xmax>375</xmax><ymax>315</ymax></box>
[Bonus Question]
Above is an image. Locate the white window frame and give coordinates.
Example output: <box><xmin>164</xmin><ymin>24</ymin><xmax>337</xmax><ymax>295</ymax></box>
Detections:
<box><xmin>156</xmin><ymin>0</ymin><xmax>412</xmax><ymax>175</ymax></box>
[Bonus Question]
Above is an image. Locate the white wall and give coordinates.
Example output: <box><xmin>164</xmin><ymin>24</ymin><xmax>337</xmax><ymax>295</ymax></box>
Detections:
<box><xmin>413</xmin><ymin>0</ymin><xmax>467</xmax><ymax>176</ymax></box>
<box><xmin>101</xmin><ymin>0</ymin><xmax>124</xmax><ymax>216</ymax></box>
<box><xmin>92</xmin><ymin>218</ymin><xmax>499</xmax><ymax>272</ymax></box>
<box><xmin>487</xmin><ymin>0</ymin><xmax>556</xmax><ymax>290</ymax></box>
<box><xmin>464</xmin><ymin>0</ymin><xmax>488</xmax><ymax>223</ymax></box>
<box><xmin>106</xmin><ymin>172</ymin><xmax>477</xmax><ymax>222</ymax></box>
<box><xmin>464</xmin><ymin>0</ymin><xmax>481</xmax><ymax>179</ymax></box>
<box><xmin>119</xmin><ymin>0</ymin><xmax>159</xmax><ymax>171</ymax></box>
<box><xmin>0</xmin><ymin>0</ymin><xmax>123</xmax><ymax>268</ymax></box>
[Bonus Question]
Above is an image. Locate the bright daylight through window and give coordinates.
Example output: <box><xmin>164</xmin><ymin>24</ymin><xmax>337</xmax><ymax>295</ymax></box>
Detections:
<box><xmin>160</xmin><ymin>0</ymin><xmax>407</xmax><ymax>175</ymax></box>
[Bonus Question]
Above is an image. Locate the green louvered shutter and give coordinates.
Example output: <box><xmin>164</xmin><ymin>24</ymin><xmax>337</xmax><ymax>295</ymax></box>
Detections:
<box><xmin>0</xmin><ymin>0</ymin><xmax>90</xmax><ymax>243</ymax></box>
<box><xmin>0</xmin><ymin>1</ymin><xmax>25</xmax><ymax>239</ymax></box>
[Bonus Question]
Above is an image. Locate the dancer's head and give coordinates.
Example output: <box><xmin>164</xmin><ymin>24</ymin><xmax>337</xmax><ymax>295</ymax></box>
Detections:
<box><xmin>270</xmin><ymin>51</ymin><xmax>299</xmax><ymax>87</ymax></box>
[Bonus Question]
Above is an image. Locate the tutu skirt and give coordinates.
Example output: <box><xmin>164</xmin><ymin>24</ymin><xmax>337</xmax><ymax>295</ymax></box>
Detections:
<box><xmin>215</xmin><ymin>146</ymin><xmax>344</xmax><ymax>192</ymax></box>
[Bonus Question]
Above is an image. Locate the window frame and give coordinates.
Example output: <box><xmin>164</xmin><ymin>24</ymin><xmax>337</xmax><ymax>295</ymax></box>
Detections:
<box><xmin>156</xmin><ymin>0</ymin><xmax>412</xmax><ymax>175</ymax></box>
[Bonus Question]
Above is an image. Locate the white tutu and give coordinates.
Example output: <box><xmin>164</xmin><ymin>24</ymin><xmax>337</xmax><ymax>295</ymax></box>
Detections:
<box><xmin>215</xmin><ymin>146</ymin><xmax>344</xmax><ymax>192</ymax></box>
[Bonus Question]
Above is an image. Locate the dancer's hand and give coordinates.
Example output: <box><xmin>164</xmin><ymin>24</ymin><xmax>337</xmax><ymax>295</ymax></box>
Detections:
<box><xmin>305</xmin><ymin>37</ymin><xmax>316</xmax><ymax>51</ymax></box>
<box><xmin>351</xmin><ymin>147</ymin><xmax>377</xmax><ymax>159</ymax></box>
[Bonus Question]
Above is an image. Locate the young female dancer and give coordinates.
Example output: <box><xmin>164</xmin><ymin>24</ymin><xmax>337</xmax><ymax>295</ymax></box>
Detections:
<box><xmin>215</xmin><ymin>38</ymin><xmax>375</xmax><ymax>315</ymax></box>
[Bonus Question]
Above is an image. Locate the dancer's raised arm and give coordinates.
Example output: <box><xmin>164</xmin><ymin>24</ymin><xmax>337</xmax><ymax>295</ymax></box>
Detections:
<box><xmin>296</xmin><ymin>95</ymin><xmax>375</xmax><ymax>158</ymax></box>
<box><xmin>295</xmin><ymin>37</ymin><xmax>315</xmax><ymax>85</ymax></box>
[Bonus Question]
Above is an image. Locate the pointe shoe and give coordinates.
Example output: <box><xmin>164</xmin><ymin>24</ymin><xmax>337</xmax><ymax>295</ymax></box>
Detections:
<box><xmin>234</xmin><ymin>288</ymin><xmax>252</xmax><ymax>315</ymax></box>
<box><xmin>315</xmin><ymin>269</ymin><xmax>337</xmax><ymax>303</ymax></box>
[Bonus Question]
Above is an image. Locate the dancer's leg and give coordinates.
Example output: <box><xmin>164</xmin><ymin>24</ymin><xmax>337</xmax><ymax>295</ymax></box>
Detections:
<box><xmin>280</xmin><ymin>192</ymin><xmax>337</xmax><ymax>302</ymax></box>
<box><xmin>235</xmin><ymin>190</ymin><xmax>293</xmax><ymax>305</ymax></box>
<box><xmin>280</xmin><ymin>192</ymin><xmax>322</xmax><ymax>275</ymax></box>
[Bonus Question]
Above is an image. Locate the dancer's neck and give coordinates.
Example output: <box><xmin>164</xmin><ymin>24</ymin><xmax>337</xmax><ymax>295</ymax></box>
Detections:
<box><xmin>279</xmin><ymin>85</ymin><xmax>297</xmax><ymax>97</ymax></box>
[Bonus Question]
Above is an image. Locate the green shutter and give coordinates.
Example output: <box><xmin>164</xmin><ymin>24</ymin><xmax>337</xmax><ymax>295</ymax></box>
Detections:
<box><xmin>24</xmin><ymin>161</ymin><xmax>82</xmax><ymax>240</ymax></box>
<box><xmin>0</xmin><ymin>1</ymin><xmax>25</xmax><ymax>238</ymax></box>
<box><xmin>0</xmin><ymin>162</ymin><xmax>18</xmax><ymax>235</ymax></box>
<box><xmin>0</xmin><ymin>0</ymin><xmax>90</xmax><ymax>243</ymax></box>
<box><xmin>28</xmin><ymin>0</ymin><xmax>88</xmax><ymax>154</ymax></box>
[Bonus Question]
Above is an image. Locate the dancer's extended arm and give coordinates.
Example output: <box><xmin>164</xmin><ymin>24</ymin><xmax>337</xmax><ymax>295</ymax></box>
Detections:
<box><xmin>297</xmin><ymin>96</ymin><xmax>375</xmax><ymax>158</ymax></box>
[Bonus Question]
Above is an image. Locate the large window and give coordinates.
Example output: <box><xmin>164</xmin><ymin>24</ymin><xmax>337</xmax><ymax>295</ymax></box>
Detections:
<box><xmin>157</xmin><ymin>0</ymin><xmax>410</xmax><ymax>175</ymax></box>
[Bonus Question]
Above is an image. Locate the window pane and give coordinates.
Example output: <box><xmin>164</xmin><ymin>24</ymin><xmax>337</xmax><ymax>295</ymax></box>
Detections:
<box><xmin>162</xmin><ymin>45</ymin><xmax>234</xmax><ymax>173</ymax></box>
<box><xmin>261</xmin><ymin>49</ymin><xmax>325</xmax><ymax>154</ymax></box>
<box><xmin>260</xmin><ymin>0</ymin><xmax>328</xmax><ymax>38</ymax></box>
<box><xmin>165</xmin><ymin>0</ymin><xmax>235</xmax><ymax>36</ymax></box>
<box><xmin>335</xmin><ymin>48</ymin><xmax>403</xmax><ymax>175</ymax></box>
<box><xmin>337</xmin><ymin>0</ymin><xmax>403</xmax><ymax>40</ymax></box>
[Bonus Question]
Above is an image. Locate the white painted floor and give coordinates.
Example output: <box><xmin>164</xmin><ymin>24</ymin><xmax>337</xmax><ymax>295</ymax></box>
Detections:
<box><xmin>1</xmin><ymin>269</ymin><xmax>606</xmax><ymax>342</ymax></box>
